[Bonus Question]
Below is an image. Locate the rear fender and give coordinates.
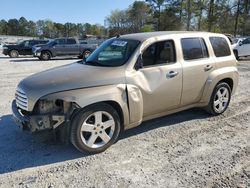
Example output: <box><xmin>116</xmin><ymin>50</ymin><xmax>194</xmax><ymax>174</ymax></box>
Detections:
<box><xmin>200</xmin><ymin>66</ymin><xmax>239</xmax><ymax>104</ymax></box>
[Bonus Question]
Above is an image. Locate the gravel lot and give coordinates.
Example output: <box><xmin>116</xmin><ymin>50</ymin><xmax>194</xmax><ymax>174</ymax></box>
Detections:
<box><xmin>0</xmin><ymin>54</ymin><xmax>249</xmax><ymax>188</ymax></box>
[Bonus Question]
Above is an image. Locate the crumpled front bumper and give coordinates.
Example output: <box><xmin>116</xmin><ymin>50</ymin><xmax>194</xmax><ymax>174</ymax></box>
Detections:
<box><xmin>11</xmin><ymin>100</ymin><xmax>31</xmax><ymax>131</ymax></box>
<box><xmin>12</xmin><ymin>100</ymin><xmax>65</xmax><ymax>133</ymax></box>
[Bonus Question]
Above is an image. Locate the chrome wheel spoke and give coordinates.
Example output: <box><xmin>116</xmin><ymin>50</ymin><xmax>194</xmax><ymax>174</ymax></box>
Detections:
<box><xmin>102</xmin><ymin>120</ymin><xmax>115</xmax><ymax>130</ymax></box>
<box><xmin>222</xmin><ymin>89</ymin><xmax>228</xmax><ymax>97</ymax></box>
<box><xmin>80</xmin><ymin>110</ymin><xmax>116</xmax><ymax>149</ymax></box>
<box><xmin>214</xmin><ymin>100</ymin><xmax>220</xmax><ymax>107</ymax></box>
<box><xmin>217</xmin><ymin>90</ymin><xmax>222</xmax><ymax>98</ymax></box>
<box><xmin>94</xmin><ymin>111</ymin><xmax>102</xmax><ymax>125</ymax></box>
<box><xmin>87</xmin><ymin>134</ymin><xmax>98</xmax><ymax>147</ymax></box>
<box><xmin>222</xmin><ymin>97</ymin><xmax>229</xmax><ymax>103</ymax></box>
<box><xmin>81</xmin><ymin>123</ymin><xmax>94</xmax><ymax>132</ymax></box>
<box><xmin>99</xmin><ymin>132</ymin><xmax>111</xmax><ymax>144</ymax></box>
<box><xmin>218</xmin><ymin>102</ymin><xmax>224</xmax><ymax>111</ymax></box>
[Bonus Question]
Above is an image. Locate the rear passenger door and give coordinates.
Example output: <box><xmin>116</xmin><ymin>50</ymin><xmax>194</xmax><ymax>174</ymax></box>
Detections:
<box><xmin>181</xmin><ymin>37</ymin><xmax>215</xmax><ymax>106</ymax></box>
<box><xmin>65</xmin><ymin>39</ymin><xmax>79</xmax><ymax>55</ymax></box>
<box><xmin>53</xmin><ymin>39</ymin><xmax>66</xmax><ymax>56</ymax></box>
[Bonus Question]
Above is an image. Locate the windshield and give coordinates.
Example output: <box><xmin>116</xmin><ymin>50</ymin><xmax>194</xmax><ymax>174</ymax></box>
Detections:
<box><xmin>84</xmin><ymin>38</ymin><xmax>140</xmax><ymax>67</ymax></box>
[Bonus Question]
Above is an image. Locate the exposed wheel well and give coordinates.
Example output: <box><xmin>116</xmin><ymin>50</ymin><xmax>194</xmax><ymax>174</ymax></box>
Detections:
<box><xmin>103</xmin><ymin>101</ymin><xmax>124</xmax><ymax>131</ymax></box>
<box><xmin>219</xmin><ymin>78</ymin><xmax>234</xmax><ymax>91</ymax></box>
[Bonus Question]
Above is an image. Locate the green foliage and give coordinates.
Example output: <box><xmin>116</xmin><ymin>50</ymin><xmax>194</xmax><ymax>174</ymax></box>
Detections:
<box><xmin>0</xmin><ymin>0</ymin><xmax>249</xmax><ymax>38</ymax></box>
<box><xmin>0</xmin><ymin>18</ymin><xmax>107</xmax><ymax>38</ymax></box>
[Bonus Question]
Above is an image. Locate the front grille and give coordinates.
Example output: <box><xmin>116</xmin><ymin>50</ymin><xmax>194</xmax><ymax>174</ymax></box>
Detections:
<box><xmin>16</xmin><ymin>87</ymin><xmax>28</xmax><ymax>111</ymax></box>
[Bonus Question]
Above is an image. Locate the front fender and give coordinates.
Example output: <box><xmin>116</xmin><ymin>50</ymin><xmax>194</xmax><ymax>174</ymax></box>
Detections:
<box><xmin>200</xmin><ymin>66</ymin><xmax>239</xmax><ymax>104</ymax></box>
<box><xmin>44</xmin><ymin>84</ymin><xmax>130</xmax><ymax>128</ymax></box>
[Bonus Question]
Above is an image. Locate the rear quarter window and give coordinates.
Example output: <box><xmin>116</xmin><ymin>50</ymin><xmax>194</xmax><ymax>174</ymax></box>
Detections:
<box><xmin>209</xmin><ymin>37</ymin><xmax>231</xmax><ymax>57</ymax></box>
<box><xmin>181</xmin><ymin>38</ymin><xmax>209</xmax><ymax>60</ymax></box>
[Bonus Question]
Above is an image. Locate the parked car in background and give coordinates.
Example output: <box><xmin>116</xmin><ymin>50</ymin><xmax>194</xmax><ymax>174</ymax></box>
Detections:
<box><xmin>32</xmin><ymin>38</ymin><xmax>98</xmax><ymax>60</ymax></box>
<box><xmin>2</xmin><ymin>39</ymin><xmax>49</xmax><ymax>58</ymax></box>
<box><xmin>12</xmin><ymin>31</ymin><xmax>238</xmax><ymax>154</ymax></box>
<box><xmin>233</xmin><ymin>37</ymin><xmax>250</xmax><ymax>60</ymax></box>
<box><xmin>0</xmin><ymin>42</ymin><xmax>5</xmax><ymax>53</ymax></box>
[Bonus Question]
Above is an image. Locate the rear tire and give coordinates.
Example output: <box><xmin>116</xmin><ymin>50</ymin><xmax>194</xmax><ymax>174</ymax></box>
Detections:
<box><xmin>40</xmin><ymin>51</ymin><xmax>51</xmax><ymax>61</ymax></box>
<box><xmin>205</xmin><ymin>82</ymin><xmax>231</xmax><ymax>115</ymax></box>
<box><xmin>70</xmin><ymin>103</ymin><xmax>121</xmax><ymax>154</ymax></box>
<box><xmin>9</xmin><ymin>50</ymin><xmax>19</xmax><ymax>58</ymax></box>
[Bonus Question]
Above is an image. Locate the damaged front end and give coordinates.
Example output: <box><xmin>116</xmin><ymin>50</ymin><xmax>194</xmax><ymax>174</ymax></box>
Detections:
<box><xmin>12</xmin><ymin>98</ymin><xmax>77</xmax><ymax>133</ymax></box>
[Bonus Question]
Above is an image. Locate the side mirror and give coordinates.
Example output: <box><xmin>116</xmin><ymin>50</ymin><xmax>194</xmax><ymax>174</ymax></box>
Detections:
<box><xmin>135</xmin><ymin>54</ymin><xmax>143</xmax><ymax>71</ymax></box>
<box><xmin>239</xmin><ymin>41</ymin><xmax>243</xmax><ymax>46</ymax></box>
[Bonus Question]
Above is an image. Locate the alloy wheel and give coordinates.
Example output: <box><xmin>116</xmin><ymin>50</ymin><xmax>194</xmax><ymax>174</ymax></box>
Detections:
<box><xmin>213</xmin><ymin>86</ymin><xmax>230</xmax><ymax>113</ymax></box>
<box><xmin>80</xmin><ymin>111</ymin><xmax>115</xmax><ymax>149</ymax></box>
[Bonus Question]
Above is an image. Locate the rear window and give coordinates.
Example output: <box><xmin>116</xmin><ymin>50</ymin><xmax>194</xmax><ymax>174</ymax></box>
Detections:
<box><xmin>209</xmin><ymin>37</ymin><xmax>231</xmax><ymax>57</ymax></box>
<box><xmin>181</xmin><ymin>38</ymin><xmax>209</xmax><ymax>60</ymax></box>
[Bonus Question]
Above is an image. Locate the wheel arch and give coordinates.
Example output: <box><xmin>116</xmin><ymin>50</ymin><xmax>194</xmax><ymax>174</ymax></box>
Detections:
<box><xmin>200</xmin><ymin>67</ymin><xmax>239</xmax><ymax>105</ymax></box>
<box><xmin>41</xmin><ymin>49</ymin><xmax>53</xmax><ymax>57</ymax></box>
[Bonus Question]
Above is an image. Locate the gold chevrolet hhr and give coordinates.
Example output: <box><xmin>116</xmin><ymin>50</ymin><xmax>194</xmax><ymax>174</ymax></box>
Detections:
<box><xmin>12</xmin><ymin>31</ymin><xmax>239</xmax><ymax>154</ymax></box>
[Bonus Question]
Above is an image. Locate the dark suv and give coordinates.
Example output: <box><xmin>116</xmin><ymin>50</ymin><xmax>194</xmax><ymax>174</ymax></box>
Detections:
<box><xmin>3</xmin><ymin>39</ymin><xmax>49</xmax><ymax>58</ymax></box>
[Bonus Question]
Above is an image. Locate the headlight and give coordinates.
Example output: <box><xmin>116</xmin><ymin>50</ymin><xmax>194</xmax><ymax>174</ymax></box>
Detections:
<box><xmin>3</xmin><ymin>47</ymin><xmax>8</xmax><ymax>49</ymax></box>
<box><xmin>35</xmin><ymin>47</ymin><xmax>41</xmax><ymax>51</ymax></box>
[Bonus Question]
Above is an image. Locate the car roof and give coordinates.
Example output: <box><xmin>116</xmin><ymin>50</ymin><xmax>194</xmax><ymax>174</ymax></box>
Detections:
<box><xmin>120</xmin><ymin>31</ymin><xmax>225</xmax><ymax>42</ymax></box>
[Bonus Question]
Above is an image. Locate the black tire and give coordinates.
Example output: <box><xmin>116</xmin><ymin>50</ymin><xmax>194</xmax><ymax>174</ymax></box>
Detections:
<box><xmin>233</xmin><ymin>50</ymin><xmax>239</xmax><ymax>60</ymax></box>
<box><xmin>70</xmin><ymin>103</ymin><xmax>121</xmax><ymax>154</ymax></box>
<box><xmin>83</xmin><ymin>50</ymin><xmax>91</xmax><ymax>58</ymax></box>
<box><xmin>40</xmin><ymin>51</ymin><xmax>51</xmax><ymax>61</ymax></box>
<box><xmin>205</xmin><ymin>82</ymin><xmax>231</xmax><ymax>115</ymax></box>
<box><xmin>9</xmin><ymin>50</ymin><xmax>19</xmax><ymax>58</ymax></box>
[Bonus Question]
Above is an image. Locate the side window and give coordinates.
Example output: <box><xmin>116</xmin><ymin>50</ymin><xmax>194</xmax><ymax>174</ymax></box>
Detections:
<box><xmin>55</xmin><ymin>39</ymin><xmax>66</xmax><ymax>45</ymax></box>
<box><xmin>28</xmin><ymin>41</ymin><xmax>35</xmax><ymax>46</ymax></box>
<box><xmin>181</xmin><ymin>38</ymin><xmax>208</xmax><ymax>60</ymax></box>
<box><xmin>142</xmin><ymin>40</ymin><xmax>176</xmax><ymax>67</ymax></box>
<box><xmin>242</xmin><ymin>38</ymin><xmax>250</xmax><ymax>45</ymax></box>
<box><xmin>67</xmin><ymin>39</ymin><xmax>77</xmax><ymax>45</ymax></box>
<box><xmin>209</xmin><ymin>37</ymin><xmax>231</xmax><ymax>57</ymax></box>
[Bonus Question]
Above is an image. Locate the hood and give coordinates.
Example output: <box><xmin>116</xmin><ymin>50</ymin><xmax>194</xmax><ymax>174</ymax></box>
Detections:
<box><xmin>19</xmin><ymin>62</ymin><xmax>126</xmax><ymax>110</ymax></box>
<box><xmin>4</xmin><ymin>44</ymin><xmax>19</xmax><ymax>48</ymax></box>
<box><xmin>34</xmin><ymin>44</ymin><xmax>47</xmax><ymax>48</ymax></box>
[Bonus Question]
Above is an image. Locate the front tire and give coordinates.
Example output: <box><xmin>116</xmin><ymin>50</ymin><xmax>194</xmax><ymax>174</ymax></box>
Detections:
<box><xmin>40</xmin><ymin>51</ymin><xmax>51</xmax><ymax>60</ymax></box>
<box><xmin>9</xmin><ymin>50</ymin><xmax>19</xmax><ymax>58</ymax></box>
<box><xmin>70</xmin><ymin>103</ymin><xmax>121</xmax><ymax>154</ymax></box>
<box><xmin>83</xmin><ymin>50</ymin><xmax>91</xmax><ymax>58</ymax></box>
<box><xmin>206</xmin><ymin>82</ymin><xmax>231</xmax><ymax>115</ymax></box>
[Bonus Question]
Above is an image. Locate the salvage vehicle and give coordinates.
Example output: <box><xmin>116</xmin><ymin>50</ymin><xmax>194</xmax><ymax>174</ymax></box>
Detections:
<box><xmin>32</xmin><ymin>38</ymin><xmax>98</xmax><ymax>60</ymax></box>
<box><xmin>2</xmin><ymin>39</ymin><xmax>49</xmax><ymax>57</ymax></box>
<box><xmin>233</xmin><ymin>37</ymin><xmax>250</xmax><ymax>60</ymax></box>
<box><xmin>12</xmin><ymin>31</ymin><xmax>238</xmax><ymax>154</ymax></box>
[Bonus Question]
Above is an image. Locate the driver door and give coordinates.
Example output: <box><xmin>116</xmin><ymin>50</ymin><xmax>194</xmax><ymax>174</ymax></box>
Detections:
<box><xmin>127</xmin><ymin>40</ymin><xmax>182</xmax><ymax>117</ymax></box>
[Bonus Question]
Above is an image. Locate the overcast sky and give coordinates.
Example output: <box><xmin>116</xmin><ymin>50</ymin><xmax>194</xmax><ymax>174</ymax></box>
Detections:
<box><xmin>0</xmin><ymin>0</ymin><xmax>136</xmax><ymax>25</ymax></box>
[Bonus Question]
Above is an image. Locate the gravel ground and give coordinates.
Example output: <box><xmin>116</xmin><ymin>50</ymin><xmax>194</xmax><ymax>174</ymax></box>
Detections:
<box><xmin>0</xmin><ymin>55</ymin><xmax>249</xmax><ymax>188</ymax></box>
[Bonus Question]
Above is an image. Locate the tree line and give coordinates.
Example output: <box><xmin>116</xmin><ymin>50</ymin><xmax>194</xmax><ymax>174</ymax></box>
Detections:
<box><xmin>0</xmin><ymin>0</ymin><xmax>249</xmax><ymax>39</ymax></box>
<box><xmin>106</xmin><ymin>0</ymin><xmax>250</xmax><ymax>37</ymax></box>
<box><xmin>0</xmin><ymin>17</ymin><xmax>107</xmax><ymax>38</ymax></box>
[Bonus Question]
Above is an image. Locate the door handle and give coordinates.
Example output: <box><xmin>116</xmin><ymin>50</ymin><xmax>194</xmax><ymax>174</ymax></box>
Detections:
<box><xmin>204</xmin><ymin>65</ymin><xmax>213</xmax><ymax>71</ymax></box>
<box><xmin>167</xmin><ymin>71</ymin><xmax>179</xmax><ymax>78</ymax></box>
